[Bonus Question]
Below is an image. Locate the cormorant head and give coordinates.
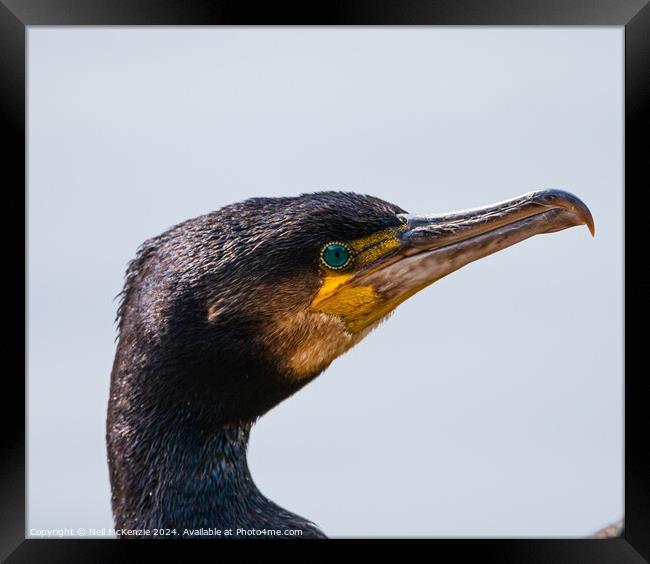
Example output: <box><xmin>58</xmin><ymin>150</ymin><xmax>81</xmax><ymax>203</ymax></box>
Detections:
<box><xmin>115</xmin><ymin>190</ymin><xmax>593</xmax><ymax>427</ymax></box>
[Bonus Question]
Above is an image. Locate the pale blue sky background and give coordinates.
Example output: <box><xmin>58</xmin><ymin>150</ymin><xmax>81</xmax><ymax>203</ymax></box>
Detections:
<box><xmin>28</xmin><ymin>27</ymin><xmax>623</xmax><ymax>538</ymax></box>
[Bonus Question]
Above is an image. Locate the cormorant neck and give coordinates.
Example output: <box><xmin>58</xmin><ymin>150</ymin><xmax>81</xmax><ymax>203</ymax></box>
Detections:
<box><xmin>108</xmin><ymin>405</ymin><xmax>325</xmax><ymax>538</ymax></box>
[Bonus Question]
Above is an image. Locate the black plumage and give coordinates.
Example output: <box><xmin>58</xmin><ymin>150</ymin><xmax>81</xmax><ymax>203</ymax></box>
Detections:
<box><xmin>107</xmin><ymin>188</ymin><xmax>602</xmax><ymax>539</ymax></box>
<box><xmin>107</xmin><ymin>192</ymin><xmax>404</xmax><ymax>538</ymax></box>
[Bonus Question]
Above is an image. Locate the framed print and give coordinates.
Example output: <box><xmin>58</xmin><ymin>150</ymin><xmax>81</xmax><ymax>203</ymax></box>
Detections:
<box><xmin>3</xmin><ymin>0</ymin><xmax>648</xmax><ymax>561</ymax></box>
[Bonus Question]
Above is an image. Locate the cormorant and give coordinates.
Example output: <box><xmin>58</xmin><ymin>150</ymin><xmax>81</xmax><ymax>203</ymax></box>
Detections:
<box><xmin>107</xmin><ymin>189</ymin><xmax>595</xmax><ymax>539</ymax></box>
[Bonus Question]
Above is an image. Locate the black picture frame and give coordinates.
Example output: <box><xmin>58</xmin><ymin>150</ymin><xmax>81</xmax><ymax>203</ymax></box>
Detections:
<box><xmin>3</xmin><ymin>1</ymin><xmax>647</xmax><ymax>560</ymax></box>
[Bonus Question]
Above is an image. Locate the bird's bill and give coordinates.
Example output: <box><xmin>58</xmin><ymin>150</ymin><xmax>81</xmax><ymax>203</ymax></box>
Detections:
<box><xmin>310</xmin><ymin>189</ymin><xmax>594</xmax><ymax>334</ymax></box>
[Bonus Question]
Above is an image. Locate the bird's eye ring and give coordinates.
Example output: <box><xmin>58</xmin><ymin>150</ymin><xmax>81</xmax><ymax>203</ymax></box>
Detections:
<box><xmin>320</xmin><ymin>242</ymin><xmax>352</xmax><ymax>270</ymax></box>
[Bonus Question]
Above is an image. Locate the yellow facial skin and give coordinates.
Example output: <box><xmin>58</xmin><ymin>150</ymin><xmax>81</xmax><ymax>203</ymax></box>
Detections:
<box><xmin>301</xmin><ymin>189</ymin><xmax>595</xmax><ymax>377</ymax></box>
<box><xmin>309</xmin><ymin>228</ymin><xmax>406</xmax><ymax>333</ymax></box>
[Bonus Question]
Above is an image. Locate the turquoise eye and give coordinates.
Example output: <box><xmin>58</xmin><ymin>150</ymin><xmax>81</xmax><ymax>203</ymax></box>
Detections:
<box><xmin>321</xmin><ymin>242</ymin><xmax>351</xmax><ymax>270</ymax></box>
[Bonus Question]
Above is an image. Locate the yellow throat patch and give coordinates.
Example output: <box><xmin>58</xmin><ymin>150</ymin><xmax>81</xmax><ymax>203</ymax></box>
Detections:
<box><xmin>308</xmin><ymin>228</ymin><xmax>403</xmax><ymax>333</ymax></box>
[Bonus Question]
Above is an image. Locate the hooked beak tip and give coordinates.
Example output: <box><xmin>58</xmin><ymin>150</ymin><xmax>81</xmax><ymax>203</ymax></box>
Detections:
<box><xmin>533</xmin><ymin>188</ymin><xmax>595</xmax><ymax>237</ymax></box>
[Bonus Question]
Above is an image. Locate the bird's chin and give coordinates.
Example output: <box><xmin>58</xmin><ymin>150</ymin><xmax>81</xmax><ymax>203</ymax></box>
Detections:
<box><xmin>312</xmin><ymin>190</ymin><xmax>594</xmax><ymax>335</ymax></box>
